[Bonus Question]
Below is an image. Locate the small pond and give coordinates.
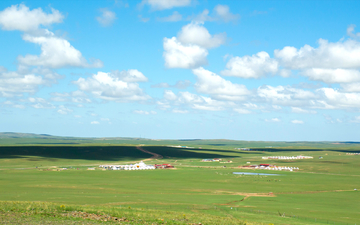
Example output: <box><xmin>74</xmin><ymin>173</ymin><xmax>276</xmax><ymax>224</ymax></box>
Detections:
<box><xmin>233</xmin><ymin>172</ymin><xmax>281</xmax><ymax>176</ymax></box>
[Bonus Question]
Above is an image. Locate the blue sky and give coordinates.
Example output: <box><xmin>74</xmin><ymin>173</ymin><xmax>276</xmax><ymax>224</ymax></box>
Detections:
<box><xmin>1</xmin><ymin>0</ymin><xmax>360</xmax><ymax>141</ymax></box>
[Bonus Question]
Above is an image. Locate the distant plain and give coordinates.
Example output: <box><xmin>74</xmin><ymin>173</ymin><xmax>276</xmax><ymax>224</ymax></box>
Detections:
<box><xmin>0</xmin><ymin>133</ymin><xmax>359</xmax><ymax>224</ymax></box>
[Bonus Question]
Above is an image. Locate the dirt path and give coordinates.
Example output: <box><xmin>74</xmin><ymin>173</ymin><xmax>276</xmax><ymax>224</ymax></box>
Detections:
<box><xmin>136</xmin><ymin>146</ymin><xmax>163</xmax><ymax>161</ymax></box>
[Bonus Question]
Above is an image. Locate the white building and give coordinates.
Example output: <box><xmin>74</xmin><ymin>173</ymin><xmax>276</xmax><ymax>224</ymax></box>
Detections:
<box><xmin>99</xmin><ymin>161</ymin><xmax>155</xmax><ymax>171</ymax></box>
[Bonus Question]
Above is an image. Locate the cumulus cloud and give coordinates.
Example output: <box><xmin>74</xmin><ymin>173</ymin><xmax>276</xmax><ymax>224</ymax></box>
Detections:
<box><xmin>213</xmin><ymin>5</ymin><xmax>240</xmax><ymax>22</ymax></box>
<box><xmin>163</xmin><ymin>22</ymin><xmax>226</xmax><ymax>69</ymax></box>
<box><xmin>192</xmin><ymin>5</ymin><xmax>240</xmax><ymax>23</ymax></box>
<box><xmin>140</xmin><ymin>0</ymin><xmax>192</xmax><ymax>11</ymax></box>
<box><xmin>163</xmin><ymin>37</ymin><xmax>208</xmax><ymax>69</ymax></box>
<box><xmin>193</xmin><ymin>67</ymin><xmax>250</xmax><ymax>101</ymax></box>
<box><xmin>221</xmin><ymin>51</ymin><xmax>278</xmax><ymax>78</ymax></box>
<box><xmin>301</xmin><ymin>68</ymin><xmax>360</xmax><ymax>83</ymax></box>
<box><xmin>347</xmin><ymin>24</ymin><xmax>360</xmax><ymax>39</ymax></box>
<box><xmin>0</xmin><ymin>4</ymin><xmax>63</xmax><ymax>32</ymax></box>
<box><xmin>157</xmin><ymin>11</ymin><xmax>182</xmax><ymax>22</ymax></box>
<box><xmin>73</xmin><ymin>71</ymin><xmax>150</xmax><ymax>101</ymax></box>
<box><xmin>275</xmin><ymin>39</ymin><xmax>360</xmax><ymax>70</ymax></box>
<box><xmin>350</xmin><ymin>116</ymin><xmax>360</xmax><ymax>123</ymax></box>
<box><xmin>172</xmin><ymin>109</ymin><xmax>188</xmax><ymax>113</ymax></box>
<box><xmin>177</xmin><ymin>22</ymin><xmax>226</xmax><ymax>49</ymax></box>
<box><xmin>133</xmin><ymin>110</ymin><xmax>157</xmax><ymax>115</ymax></box>
<box><xmin>316</xmin><ymin>88</ymin><xmax>360</xmax><ymax>109</ymax></box>
<box><xmin>291</xmin><ymin>120</ymin><xmax>304</xmax><ymax>124</ymax></box>
<box><xmin>96</xmin><ymin>8</ymin><xmax>116</xmax><ymax>26</ymax></box>
<box><xmin>91</xmin><ymin>121</ymin><xmax>100</xmax><ymax>124</ymax></box>
<box><xmin>110</xmin><ymin>69</ymin><xmax>148</xmax><ymax>82</ymax></box>
<box><xmin>258</xmin><ymin>85</ymin><xmax>316</xmax><ymax>106</ymax></box>
<box><xmin>159</xmin><ymin>90</ymin><xmax>231</xmax><ymax>111</ymax></box>
<box><xmin>0</xmin><ymin>70</ymin><xmax>45</xmax><ymax>97</ymax></box>
<box><xmin>29</xmin><ymin>97</ymin><xmax>55</xmax><ymax>109</ymax></box>
<box><xmin>18</xmin><ymin>32</ymin><xmax>103</xmax><ymax>69</ymax></box>
<box><xmin>50</xmin><ymin>91</ymin><xmax>91</xmax><ymax>103</ymax></box>
<box><xmin>57</xmin><ymin>105</ymin><xmax>73</xmax><ymax>115</ymax></box>
<box><xmin>151</xmin><ymin>80</ymin><xmax>191</xmax><ymax>89</ymax></box>
<box><xmin>265</xmin><ymin>118</ymin><xmax>281</xmax><ymax>122</ymax></box>
<box><xmin>291</xmin><ymin>107</ymin><xmax>316</xmax><ymax>114</ymax></box>
<box><xmin>341</xmin><ymin>83</ymin><xmax>360</xmax><ymax>92</ymax></box>
<box><xmin>138</xmin><ymin>15</ymin><xmax>150</xmax><ymax>23</ymax></box>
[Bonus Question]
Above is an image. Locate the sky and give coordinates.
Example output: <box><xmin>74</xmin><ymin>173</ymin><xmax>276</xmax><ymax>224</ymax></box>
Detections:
<box><xmin>0</xmin><ymin>0</ymin><xmax>360</xmax><ymax>141</ymax></box>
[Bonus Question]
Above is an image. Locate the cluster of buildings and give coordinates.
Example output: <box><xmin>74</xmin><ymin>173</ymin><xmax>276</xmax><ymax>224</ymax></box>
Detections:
<box><xmin>202</xmin><ymin>158</ymin><xmax>222</xmax><ymax>162</ymax></box>
<box><xmin>99</xmin><ymin>161</ymin><xmax>155</xmax><ymax>170</ymax></box>
<box><xmin>155</xmin><ymin>164</ymin><xmax>174</xmax><ymax>169</ymax></box>
<box><xmin>235</xmin><ymin>148</ymin><xmax>251</xmax><ymax>151</ymax></box>
<box><xmin>243</xmin><ymin>164</ymin><xmax>299</xmax><ymax>172</ymax></box>
<box><xmin>262</xmin><ymin>155</ymin><xmax>313</xmax><ymax>160</ymax></box>
<box><xmin>346</xmin><ymin>153</ymin><xmax>360</xmax><ymax>155</ymax></box>
<box><xmin>169</xmin><ymin>145</ymin><xmax>196</xmax><ymax>149</ymax></box>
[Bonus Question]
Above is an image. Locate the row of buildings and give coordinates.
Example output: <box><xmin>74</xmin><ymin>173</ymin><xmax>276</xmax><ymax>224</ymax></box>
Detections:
<box><xmin>262</xmin><ymin>155</ymin><xmax>313</xmax><ymax>160</ymax></box>
<box><xmin>243</xmin><ymin>164</ymin><xmax>299</xmax><ymax>172</ymax></box>
<box><xmin>99</xmin><ymin>161</ymin><xmax>174</xmax><ymax>170</ymax></box>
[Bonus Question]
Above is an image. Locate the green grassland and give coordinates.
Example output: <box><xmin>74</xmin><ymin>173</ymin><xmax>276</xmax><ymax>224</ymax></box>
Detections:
<box><xmin>0</xmin><ymin>134</ymin><xmax>360</xmax><ymax>224</ymax></box>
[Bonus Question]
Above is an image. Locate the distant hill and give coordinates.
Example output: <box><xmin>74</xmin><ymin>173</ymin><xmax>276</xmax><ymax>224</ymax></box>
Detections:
<box><xmin>0</xmin><ymin>132</ymin><xmax>60</xmax><ymax>139</ymax></box>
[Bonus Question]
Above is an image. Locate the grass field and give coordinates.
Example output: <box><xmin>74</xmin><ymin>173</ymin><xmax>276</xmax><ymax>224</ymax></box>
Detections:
<box><xmin>0</xmin><ymin>135</ymin><xmax>360</xmax><ymax>224</ymax></box>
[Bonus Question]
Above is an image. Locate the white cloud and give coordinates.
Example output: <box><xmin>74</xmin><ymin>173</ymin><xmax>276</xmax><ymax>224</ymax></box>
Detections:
<box><xmin>177</xmin><ymin>22</ymin><xmax>226</xmax><ymax>49</ymax></box>
<box><xmin>0</xmin><ymin>70</ymin><xmax>45</xmax><ymax>97</ymax></box>
<box><xmin>172</xmin><ymin>109</ymin><xmax>188</xmax><ymax>113</ymax></box>
<box><xmin>160</xmin><ymin>91</ymin><xmax>230</xmax><ymax>111</ymax></box>
<box><xmin>0</xmin><ymin>4</ymin><xmax>63</xmax><ymax>32</ymax></box>
<box><xmin>18</xmin><ymin>32</ymin><xmax>103</xmax><ymax>69</ymax></box>
<box><xmin>96</xmin><ymin>8</ymin><xmax>116</xmax><ymax>26</ymax></box>
<box><xmin>291</xmin><ymin>120</ymin><xmax>304</xmax><ymax>124</ymax></box>
<box><xmin>163</xmin><ymin>37</ymin><xmax>208</xmax><ymax>69</ymax></box>
<box><xmin>110</xmin><ymin>69</ymin><xmax>148</xmax><ymax>82</ymax></box>
<box><xmin>341</xmin><ymin>83</ymin><xmax>360</xmax><ymax>92</ymax></box>
<box><xmin>57</xmin><ymin>105</ymin><xmax>73</xmax><ymax>115</ymax></box>
<box><xmin>258</xmin><ymin>85</ymin><xmax>316</xmax><ymax>106</ymax></box>
<box><xmin>265</xmin><ymin>118</ymin><xmax>281</xmax><ymax>122</ymax></box>
<box><xmin>316</xmin><ymin>88</ymin><xmax>360</xmax><ymax>109</ymax></box>
<box><xmin>234</xmin><ymin>108</ymin><xmax>251</xmax><ymax>114</ymax></box>
<box><xmin>301</xmin><ymin>68</ymin><xmax>360</xmax><ymax>83</ymax></box>
<box><xmin>73</xmin><ymin>71</ymin><xmax>150</xmax><ymax>101</ymax></box>
<box><xmin>193</xmin><ymin>67</ymin><xmax>250</xmax><ymax>101</ymax></box>
<box><xmin>275</xmin><ymin>39</ymin><xmax>360</xmax><ymax>70</ymax></box>
<box><xmin>350</xmin><ymin>116</ymin><xmax>360</xmax><ymax>123</ymax></box>
<box><xmin>133</xmin><ymin>110</ymin><xmax>157</xmax><ymax>115</ymax></box>
<box><xmin>291</xmin><ymin>107</ymin><xmax>316</xmax><ymax>114</ymax></box>
<box><xmin>138</xmin><ymin>15</ymin><xmax>150</xmax><ymax>23</ymax></box>
<box><xmin>347</xmin><ymin>24</ymin><xmax>360</xmax><ymax>39</ymax></box>
<box><xmin>157</xmin><ymin>11</ymin><xmax>182</xmax><ymax>22</ymax></box>
<box><xmin>221</xmin><ymin>51</ymin><xmax>278</xmax><ymax>78</ymax></box>
<box><xmin>28</xmin><ymin>97</ymin><xmax>54</xmax><ymax>109</ymax></box>
<box><xmin>163</xmin><ymin>22</ymin><xmax>226</xmax><ymax>69</ymax></box>
<box><xmin>243</xmin><ymin>103</ymin><xmax>261</xmax><ymax>110</ymax></box>
<box><xmin>91</xmin><ymin>121</ymin><xmax>100</xmax><ymax>124</ymax></box>
<box><xmin>192</xmin><ymin>5</ymin><xmax>239</xmax><ymax>23</ymax></box>
<box><xmin>50</xmin><ymin>91</ymin><xmax>91</xmax><ymax>103</ymax></box>
<box><xmin>140</xmin><ymin>0</ymin><xmax>192</xmax><ymax>11</ymax></box>
<box><xmin>152</xmin><ymin>80</ymin><xmax>191</xmax><ymax>89</ymax></box>
<box><xmin>213</xmin><ymin>4</ymin><xmax>240</xmax><ymax>22</ymax></box>
<box><xmin>164</xmin><ymin>90</ymin><xmax>178</xmax><ymax>101</ymax></box>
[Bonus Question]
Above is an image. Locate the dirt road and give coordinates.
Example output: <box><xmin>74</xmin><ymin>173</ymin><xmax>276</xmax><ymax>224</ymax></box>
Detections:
<box><xmin>136</xmin><ymin>146</ymin><xmax>163</xmax><ymax>161</ymax></box>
